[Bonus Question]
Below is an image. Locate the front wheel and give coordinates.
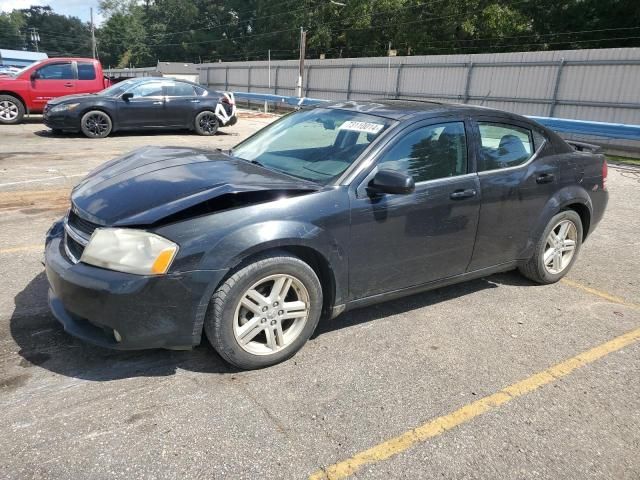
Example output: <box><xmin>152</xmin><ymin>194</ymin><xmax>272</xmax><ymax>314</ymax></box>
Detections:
<box><xmin>518</xmin><ymin>210</ymin><xmax>583</xmax><ymax>284</ymax></box>
<box><xmin>194</xmin><ymin>111</ymin><xmax>219</xmax><ymax>136</ymax></box>
<box><xmin>205</xmin><ymin>253</ymin><xmax>323</xmax><ymax>370</ymax></box>
<box><xmin>0</xmin><ymin>95</ymin><xmax>25</xmax><ymax>125</ymax></box>
<box><xmin>80</xmin><ymin>110</ymin><xmax>112</xmax><ymax>138</ymax></box>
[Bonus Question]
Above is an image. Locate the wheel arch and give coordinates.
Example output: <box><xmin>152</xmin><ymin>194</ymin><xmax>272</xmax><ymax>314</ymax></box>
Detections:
<box><xmin>0</xmin><ymin>91</ymin><xmax>27</xmax><ymax>113</ymax></box>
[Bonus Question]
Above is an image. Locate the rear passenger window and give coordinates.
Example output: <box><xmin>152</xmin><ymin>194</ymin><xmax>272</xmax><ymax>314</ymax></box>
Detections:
<box><xmin>77</xmin><ymin>63</ymin><xmax>96</xmax><ymax>80</ymax></box>
<box><xmin>378</xmin><ymin>122</ymin><xmax>467</xmax><ymax>182</ymax></box>
<box><xmin>478</xmin><ymin>123</ymin><xmax>533</xmax><ymax>172</ymax></box>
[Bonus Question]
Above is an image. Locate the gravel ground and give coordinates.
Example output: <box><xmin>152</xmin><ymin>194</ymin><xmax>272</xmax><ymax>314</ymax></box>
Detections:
<box><xmin>0</xmin><ymin>116</ymin><xmax>638</xmax><ymax>480</ymax></box>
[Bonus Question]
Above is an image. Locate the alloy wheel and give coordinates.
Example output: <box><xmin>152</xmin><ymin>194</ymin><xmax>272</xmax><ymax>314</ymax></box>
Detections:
<box><xmin>199</xmin><ymin>114</ymin><xmax>218</xmax><ymax>134</ymax></box>
<box><xmin>84</xmin><ymin>113</ymin><xmax>109</xmax><ymax>137</ymax></box>
<box><xmin>233</xmin><ymin>274</ymin><xmax>310</xmax><ymax>356</ymax></box>
<box><xmin>0</xmin><ymin>100</ymin><xmax>19</xmax><ymax>121</ymax></box>
<box><xmin>543</xmin><ymin>219</ymin><xmax>578</xmax><ymax>274</ymax></box>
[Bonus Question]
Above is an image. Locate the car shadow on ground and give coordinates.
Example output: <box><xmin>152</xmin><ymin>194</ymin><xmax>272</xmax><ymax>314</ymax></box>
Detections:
<box><xmin>11</xmin><ymin>270</ymin><xmax>534</xmax><ymax>382</ymax></box>
<box><xmin>32</xmin><ymin>128</ymin><xmax>235</xmax><ymax>139</ymax></box>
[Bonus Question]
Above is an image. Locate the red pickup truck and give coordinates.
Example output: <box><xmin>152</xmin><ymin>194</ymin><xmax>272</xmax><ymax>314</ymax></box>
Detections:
<box><xmin>0</xmin><ymin>57</ymin><xmax>111</xmax><ymax>125</ymax></box>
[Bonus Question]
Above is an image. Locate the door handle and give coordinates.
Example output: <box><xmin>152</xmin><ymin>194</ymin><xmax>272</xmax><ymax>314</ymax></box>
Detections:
<box><xmin>536</xmin><ymin>173</ymin><xmax>555</xmax><ymax>184</ymax></box>
<box><xmin>450</xmin><ymin>188</ymin><xmax>477</xmax><ymax>200</ymax></box>
<box><xmin>152</xmin><ymin>101</ymin><xmax>164</xmax><ymax>105</ymax></box>
<box><xmin>64</xmin><ymin>83</ymin><xmax>74</xmax><ymax>87</ymax></box>
<box><xmin>190</xmin><ymin>99</ymin><xmax>201</xmax><ymax>103</ymax></box>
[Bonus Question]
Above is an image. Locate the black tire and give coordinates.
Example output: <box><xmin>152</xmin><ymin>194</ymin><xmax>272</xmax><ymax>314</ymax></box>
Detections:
<box><xmin>205</xmin><ymin>252</ymin><xmax>323</xmax><ymax>370</ymax></box>
<box><xmin>0</xmin><ymin>95</ymin><xmax>25</xmax><ymax>125</ymax></box>
<box><xmin>194</xmin><ymin>110</ymin><xmax>219</xmax><ymax>136</ymax></box>
<box><xmin>519</xmin><ymin>210</ymin><xmax>583</xmax><ymax>284</ymax></box>
<box><xmin>80</xmin><ymin>110</ymin><xmax>112</xmax><ymax>138</ymax></box>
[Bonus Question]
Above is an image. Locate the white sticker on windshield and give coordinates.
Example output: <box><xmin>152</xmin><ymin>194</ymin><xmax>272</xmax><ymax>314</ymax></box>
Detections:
<box><xmin>339</xmin><ymin>120</ymin><xmax>384</xmax><ymax>134</ymax></box>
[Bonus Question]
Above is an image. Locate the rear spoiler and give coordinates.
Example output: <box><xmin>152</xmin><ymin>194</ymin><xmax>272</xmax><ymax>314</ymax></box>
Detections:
<box><xmin>566</xmin><ymin>140</ymin><xmax>603</xmax><ymax>154</ymax></box>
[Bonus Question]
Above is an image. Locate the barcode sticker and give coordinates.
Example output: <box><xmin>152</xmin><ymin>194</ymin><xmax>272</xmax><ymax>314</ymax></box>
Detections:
<box><xmin>339</xmin><ymin>120</ymin><xmax>384</xmax><ymax>134</ymax></box>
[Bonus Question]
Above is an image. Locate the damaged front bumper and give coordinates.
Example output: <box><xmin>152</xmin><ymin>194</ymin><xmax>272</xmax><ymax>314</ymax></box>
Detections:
<box><xmin>44</xmin><ymin>222</ymin><xmax>227</xmax><ymax>350</ymax></box>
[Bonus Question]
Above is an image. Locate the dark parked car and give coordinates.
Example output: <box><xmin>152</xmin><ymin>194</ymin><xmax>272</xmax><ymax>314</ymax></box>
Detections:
<box><xmin>43</xmin><ymin>77</ymin><xmax>237</xmax><ymax>138</ymax></box>
<box><xmin>44</xmin><ymin>100</ymin><xmax>608</xmax><ymax>369</ymax></box>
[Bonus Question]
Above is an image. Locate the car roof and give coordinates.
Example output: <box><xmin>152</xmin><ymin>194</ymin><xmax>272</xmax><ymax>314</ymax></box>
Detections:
<box><xmin>323</xmin><ymin>98</ymin><xmax>531</xmax><ymax>123</ymax></box>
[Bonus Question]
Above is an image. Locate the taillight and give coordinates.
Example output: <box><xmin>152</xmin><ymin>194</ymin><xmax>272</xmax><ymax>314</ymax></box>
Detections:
<box><xmin>602</xmin><ymin>159</ymin><xmax>608</xmax><ymax>190</ymax></box>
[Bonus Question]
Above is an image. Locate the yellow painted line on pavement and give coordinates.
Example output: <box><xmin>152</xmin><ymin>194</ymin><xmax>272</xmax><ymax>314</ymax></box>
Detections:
<box><xmin>0</xmin><ymin>244</ymin><xmax>42</xmax><ymax>255</ymax></box>
<box><xmin>309</xmin><ymin>327</ymin><xmax>640</xmax><ymax>480</ymax></box>
<box><xmin>561</xmin><ymin>278</ymin><xmax>640</xmax><ymax>310</ymax></box>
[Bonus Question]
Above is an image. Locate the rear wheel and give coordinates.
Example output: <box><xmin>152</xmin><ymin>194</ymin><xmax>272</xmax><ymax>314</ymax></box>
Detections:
<box><xmin>80</xmin><ymin>110</ymin><xmax>112</xmax><ymax>138</ymax></box>
<box><xmin>205</xmin><ymin>253</ymin><xmax>323</xmax><ymax>370</ymax></box>
<box><xmin>0</xmin><ymin>95</ymin><xmax>25</xmax><ymax>125</ymax></box>
<box><xmin>194</xmin><ymin>111</ymin><xmax>219</xmax><ymax>135</ymax></box>
<box><xmin>519</xmin><ymin>210</ymin><xmax>583</xmax><ymax>284</ymax></box>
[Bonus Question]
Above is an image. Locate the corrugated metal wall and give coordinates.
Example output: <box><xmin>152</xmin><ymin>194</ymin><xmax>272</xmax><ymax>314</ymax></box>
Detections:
<box><xmin>198</xmin><ymin>48</ymin><xmax>640</xmax><ymax>125</ymax></box>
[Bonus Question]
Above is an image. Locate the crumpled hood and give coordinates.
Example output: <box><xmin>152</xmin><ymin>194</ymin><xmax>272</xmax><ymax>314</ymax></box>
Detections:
<box><xmin>71</xmin><ymin>146</ymin><xmax>319</xmax><ymax>226</ymax></box>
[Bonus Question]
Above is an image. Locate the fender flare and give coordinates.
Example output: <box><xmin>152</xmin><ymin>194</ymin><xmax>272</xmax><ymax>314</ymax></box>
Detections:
<box><xmin>522</xmin><ymin>186</ymin><xmax>593</xmax><ymax>258</ymax></box>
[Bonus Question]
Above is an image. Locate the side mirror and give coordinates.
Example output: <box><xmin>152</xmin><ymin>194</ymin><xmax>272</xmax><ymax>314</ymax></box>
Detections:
<box><xmin>30</xmin><ymin>71</ymin><xmax>39</xmax><ymax>81</ymax></box>
<box><xmin>122</xmin><ymin>92</ymin><xmax>133</xmax><ymax>102</ymax></box>
<box><xmin>367</xmin><ymin>169</ymin><xmax>415</xmax><ymax>195</ymax></box>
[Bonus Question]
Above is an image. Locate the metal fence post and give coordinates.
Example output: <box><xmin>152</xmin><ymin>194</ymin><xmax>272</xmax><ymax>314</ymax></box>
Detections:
<box><xmin>224</xmin><ymin>66</ymin><xmax>229</xmax><ymax>91</ymax></box>
<box><xmin>395</xmin><ymin>64</ymin><xmax>404</xmax><ymax>99</ymax></box>
<box><xmin>205</xmin><ymin>66</ymin><xmax>210</xmax><ymax>87</ymax></box>
<box><xmin>274</xmin><ymin>66</ymin><xmax>280</xmax><ymax>94</ymax></box>
<box><xmin>346</xmin><ymin>64</ymin><xmax>354</xmax><ymax>100</ymax></box>
<box><xmin>463</xmin><ymin>62</ymin><xmax>474</xmax><ymax>103</ymax></box>
<box><xmin>247</xmin><ymin>66</ymin><xmax>252</xmax><ymax>93</ymax></box>
<box><xmin>549</xmin><ymin>58</ymin><xmax>566</xmax><ymax>118</ymax></box>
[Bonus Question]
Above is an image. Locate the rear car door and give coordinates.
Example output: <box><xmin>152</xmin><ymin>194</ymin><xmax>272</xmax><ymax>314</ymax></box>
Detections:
<box><xmin>348</xmin><ymin>118</ymin><xmax>481</xmax><ymax>299</ymax></box>
<box><xmin>116</xmin><ymin>80</ymin><xmax>167</xmax><ymax>128</ymax></box>
<box><xmin>162</xmin><ymin>81</ymin><xmax>199</xmax><ymax>127</ymax></box>
<box><xmin>467</xmin><ymin>117</ymin><xmax>557</xmax><ymax>270</ymax></box>
<box><xmin>75</xmin><ymin>61</ymin><xmax>100</xmax><ymax>94</ymax></box>
<box><xmin>28</xmin><ymin>61</ymin><xmax>75</xmax><ymax>110</ymax></box>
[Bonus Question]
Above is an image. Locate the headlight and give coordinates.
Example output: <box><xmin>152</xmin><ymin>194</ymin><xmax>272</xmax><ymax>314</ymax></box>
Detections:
<box><xmin>80</xmin><ymin>228</ymin><xmax>178</xmax><ymax>275</ymax></box>
<box><xmin>50</xmin><ymin>103</ymin><xmax>80</xmax><ymax>113</ymax></box>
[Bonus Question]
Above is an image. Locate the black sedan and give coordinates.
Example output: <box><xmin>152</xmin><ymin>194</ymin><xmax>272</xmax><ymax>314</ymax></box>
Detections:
<box><xmin>44</xmin><ymin>100</ymin><xmax>608</xmax><ymax>369</ymax></box>
<box><xmin>43</xmin><ymin>77</ymin><xmax>237</xmax><ymax>138</ymax></box>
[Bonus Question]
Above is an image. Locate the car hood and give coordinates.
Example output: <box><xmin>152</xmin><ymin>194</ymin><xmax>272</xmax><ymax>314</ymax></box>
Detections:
<box><xmin>71</xmin><ymin>146</ymin><xmax>320</xmax><ymax>226</ymax></box>
<box><xmin>47</xmin><ymin>93</ymin><xmax>100</xmax><ymax>106</ymax></box>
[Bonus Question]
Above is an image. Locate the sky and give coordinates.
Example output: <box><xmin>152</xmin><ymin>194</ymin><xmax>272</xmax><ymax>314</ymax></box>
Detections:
<box><xmin>0</xmin><ymin>0</ymin><xmax>104</xmax><ymax>24</ymax></box>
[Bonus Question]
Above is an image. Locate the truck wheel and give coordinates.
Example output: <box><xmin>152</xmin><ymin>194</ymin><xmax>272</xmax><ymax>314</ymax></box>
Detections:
<box><xmin>205</xmin><ymin>252</ymin><xmax>323</xmax><ymax>370</ymax></box>
<box><xmin>0</xmin><ymin>95</ymin><xmax>25</xmax><ymax>125</ymax></box>
<box><xmin>194</xmin><ymin>111</ymin><xmax>219</xmax><ymax>135</ymax></box>
<box><xmin>80</xmin><ymin>110</ymin><xmax>112</xmax><ymax>138</ymax></box>
<box><xmin>518</xmin><ymin>210</ymin><xmax>583</xmax><ymax>284</ymax></box>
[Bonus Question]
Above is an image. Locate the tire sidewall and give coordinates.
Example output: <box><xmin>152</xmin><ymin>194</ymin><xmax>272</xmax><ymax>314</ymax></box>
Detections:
<box><xmin>195</xmin><ymin>111</ymin><xmax>218</xmax><ymax>136</ymax></box>
<box><xmin>209</xmin><ymin>257</ymin><xmax>323</xmax><ymax>369</ymax></box>
<box><xmin>81</xmin><ymin>110</ymin><xmax>112</xmax><ymax>138</ymax></box>
<box><xmin>535</xmin><ymin>210</ymin><xmax>583</xmax><ymax>283</ymax></box>
<box><xmin>0</xmin><ymin>95</ymin><xmax>25</xmax><ymax>125</ymax></box>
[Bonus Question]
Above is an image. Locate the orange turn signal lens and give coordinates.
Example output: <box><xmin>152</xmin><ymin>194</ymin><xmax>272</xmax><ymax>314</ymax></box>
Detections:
<box><xmin>151</xmin><ymin>247</ymin><xmax>178</xmax><ymax>275</ymax></box>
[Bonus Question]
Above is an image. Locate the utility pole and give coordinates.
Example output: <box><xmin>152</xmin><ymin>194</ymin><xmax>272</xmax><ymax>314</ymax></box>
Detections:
<box><xmin>90</xmin><ymin>8</ymin><xmax>97</xmax><ymax>59</ymax></box>
<box><xmin>29</xmin><ymin>28</ymin><xmax>40</xmax><ymax>52</ymax></box>
<box><xmin>297</xmin><ymin>27</ymin><xmax>306</xmax><ymax>98</ymax></box>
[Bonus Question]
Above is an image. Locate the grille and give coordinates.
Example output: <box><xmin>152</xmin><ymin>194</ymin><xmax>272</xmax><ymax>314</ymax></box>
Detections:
<box><xmin>65</xmin><ymin>232</ymin><xmax>85</xmax><ymax>262</ymax></box>
<box><xmin>68</xmin><ymin>210</ymin><xmax>100</xmax><ymax>236</ymax></box>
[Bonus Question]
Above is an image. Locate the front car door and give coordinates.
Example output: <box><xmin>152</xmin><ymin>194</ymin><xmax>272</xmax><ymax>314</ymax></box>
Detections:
<box><xmin>467</xmin><ymin>116</ymin><xmax>557</xmax><ymax>270</ymax></box>
<box><xmin>116</xmin><ymin>80</ymin><xmax>168</xmax><ymax>128</ymax></box>
<box><xmin>348</xmin><ymin>118</ymin><xmax>481</xmax><ymax>300</ymax></box>
<box><xmin>28</xmin><ymin>61</ymin><xmax>76</xmax><ymax>110</ymax></box>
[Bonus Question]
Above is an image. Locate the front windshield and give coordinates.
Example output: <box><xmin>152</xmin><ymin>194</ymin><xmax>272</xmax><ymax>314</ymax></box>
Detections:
<box><xmin>232</xmin><ymin>108</ymin><xmax>393</xmax><ymax>184</ymax></box>
<box><xmin>100</xmin><ymin>78</ymin><xmax>143</xmax><ymax>97</ymax></box>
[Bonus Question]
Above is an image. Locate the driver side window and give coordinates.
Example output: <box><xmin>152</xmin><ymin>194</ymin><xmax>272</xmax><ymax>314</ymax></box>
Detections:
<box><xmin>36</xmin><ymin>62</ymin><xmax>74</xmax><ymax>80</ymax></box>
<box><xmin>378</xmin><ymin>122</ymin><xmax>467</xmax><ymax>183</ymax></box>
